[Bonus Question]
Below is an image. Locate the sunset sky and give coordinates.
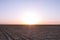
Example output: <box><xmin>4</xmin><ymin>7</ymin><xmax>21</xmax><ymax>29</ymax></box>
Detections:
<box><xmin>0</xmin><ymin>0</ymin><xmax>60</xmax><ymax>24</ymax></box>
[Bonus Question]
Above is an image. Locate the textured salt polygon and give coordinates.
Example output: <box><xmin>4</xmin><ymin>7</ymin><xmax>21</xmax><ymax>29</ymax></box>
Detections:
<box><xmin>0</xmin><ymin>25</ymin><xmax>60</xmax><ymax>40</ymax></box>
<box><xmin>0</xmin><ymin>31</ymin><xmax>8</xmax><ymax>40</ymax></box>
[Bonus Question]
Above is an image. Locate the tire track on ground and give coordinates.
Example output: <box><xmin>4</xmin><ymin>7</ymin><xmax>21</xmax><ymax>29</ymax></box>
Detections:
<box><xmin>0</xmin><ymin>28</ymin><xmax>15</xmax><ymax>40</ymax></box>
<box><xmin>5</xmin><ymin>30</ymin><xmax>33</xmax><ymax>40</ymax></box>
<box><xmin>0</xmin><ymin>27</ymin><xmax>33</xmax><ymax>40</ymax></box>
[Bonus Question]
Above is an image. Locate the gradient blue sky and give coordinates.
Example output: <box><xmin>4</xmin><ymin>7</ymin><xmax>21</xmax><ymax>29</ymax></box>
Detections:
<box><xmin>0</xmin><ymin>0</ymin><xmax>60</xmax><ymax>24</ymax></box>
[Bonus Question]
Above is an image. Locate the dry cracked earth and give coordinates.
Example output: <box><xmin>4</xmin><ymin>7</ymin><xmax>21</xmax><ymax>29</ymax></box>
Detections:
<box><xmin>0</xmin><ymin>25</ymin><xmax>60</xmax><ymax>40</ymax></box>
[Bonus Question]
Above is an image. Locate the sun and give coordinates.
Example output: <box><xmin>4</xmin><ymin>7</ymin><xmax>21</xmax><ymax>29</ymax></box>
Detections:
<box><xmin>21</xmin><ymin>11</ymin><xmax>39</xmax><ymax>25</ymax></box>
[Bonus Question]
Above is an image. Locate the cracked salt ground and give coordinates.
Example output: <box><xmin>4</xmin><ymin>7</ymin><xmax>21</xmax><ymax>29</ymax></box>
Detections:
<box><xmin>0</xmin><ymin>25</ymin><xmax>60</xmax><ymax>40</ymax></box>
<box><xmin>0</xmin><ymin>31</ymin><xmax>8</xmax><ymax>40</ymax></box>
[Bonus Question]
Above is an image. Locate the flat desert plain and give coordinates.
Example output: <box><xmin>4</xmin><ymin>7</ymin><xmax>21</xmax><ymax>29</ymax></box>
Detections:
<box><xmin>0</xmin><ymin>25</ymin><xmax>60</xmax><ymax>40</ymax></box>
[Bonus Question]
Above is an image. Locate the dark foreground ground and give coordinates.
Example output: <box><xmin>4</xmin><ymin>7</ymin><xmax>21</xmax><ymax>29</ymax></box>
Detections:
<box><xmin>0</xmin><ymin>25</ymin><xmax>60</xmax><ymax>40</ymax></box>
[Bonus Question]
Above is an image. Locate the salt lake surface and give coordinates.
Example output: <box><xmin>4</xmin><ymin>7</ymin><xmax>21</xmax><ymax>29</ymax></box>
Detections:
<box><xmin>0</xmin><ymin>25</ymin><xmax>60</xmax><ymax>40</ymax></box>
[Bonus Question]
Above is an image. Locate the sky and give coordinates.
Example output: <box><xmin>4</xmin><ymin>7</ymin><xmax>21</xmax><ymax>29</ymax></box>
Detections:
<box><xmin>0</xmin><ymin>0</ymin><xmax>60</xmax><ymax>24</ymax></box>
